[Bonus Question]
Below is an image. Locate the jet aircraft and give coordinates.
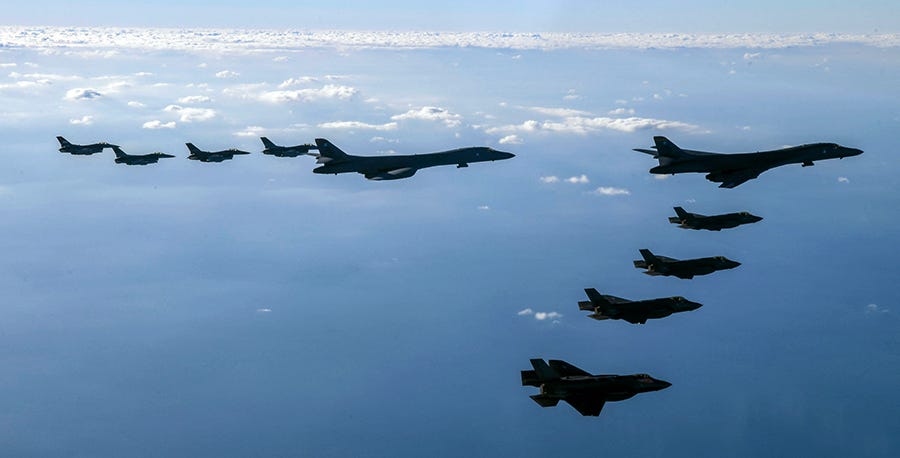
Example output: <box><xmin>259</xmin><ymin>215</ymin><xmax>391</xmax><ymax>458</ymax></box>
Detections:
<box><xmin>260</xmin><ymin>137</ymin><xmax>318</xmax><ymax>157</ymax></box>
<box><xmin>311</xmin><ymin>138</ymin><xmax>515</xmax><ymax>180</ymax></box>
<box><xmin>521</xmin><ymin>359</ymin><xmax>671</xmax><ymax>416</ymax></box>
<box><xmin>633</xmin><ymin>249</ymin><xmax>740</xmax><ymax>279</ymax></box>
<box><xmin>634</xmin><ymin>136</ymin><xmax>863</xmax><ymax>188</ymax></box>
<box><xmin>111</xmin><ymin>146</ymin><xmax>175</xmax><ymax>165</ymax></box>
<box><xmin>669</xmin><ymin>206</ymin><xmax>762</xmax><ymax>231</ymax></box>
<box><xmin>578</xmin><ymin>288</ymin><xmax>701</xmax><ymax>324</ymax></box>
<box><xmin>186</xmin><ymin>143</ymin><xmax>251</xmax><ymax>162</ymax></box>
<box><xmin>57</xmin><ymin>136</ymin><xmax>117</xmax><ymax>155</ymax></box>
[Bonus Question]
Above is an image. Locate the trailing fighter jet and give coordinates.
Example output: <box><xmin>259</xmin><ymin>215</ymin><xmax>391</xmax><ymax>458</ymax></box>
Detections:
<box><xmin>669</xmin><ymin>206</ymin><xmax>762</xmax><ymax>231</ymax></box>
<box><xmin>111</xmin><ymin>146</ymin><xmax>175</xmax><ymax>165</ymax></box>
<box><xmin>260</xmin><ymin>137</ymin><xmax>317</xmax><ymax>157</ymax></box>
<box><xmin>634</xmin><ymin>136</ymin><xmax>863</xmax><ymax>188</ymax></box>
<box><xmin>185</xmin><ymin>143</ymin><xmax>250</xmax><ymax>162</ymax></box>
<box><xmin>311</xmin><ymin>138</ymin><xmax>514</xmax><ymax>180</ymax></box>
<box><xmin>56</xmin><ymin>136</ymin><xmax>117</xmax><ymax>155</ymax></box>
<box><xmin>633</xmin><ymin>249</ymin><xmax>740</xmax><ymax>279</ymax></box>
<box><xmin>578</xmin><ymin>288</ymin><xmax>701</xmax><ymax>324</ymax></box>
<box><xmin>521</xmin><ymin>359</ymin><xmax>671</xmax><ymax>417</ymax></box>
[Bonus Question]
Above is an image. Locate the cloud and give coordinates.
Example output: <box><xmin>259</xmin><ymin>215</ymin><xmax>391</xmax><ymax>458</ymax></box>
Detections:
<box><xmin>477</xmin><ymin>205</ymin><xmax>491</xmax><ymax>211</ymax></box>
<box><xmin>142</xmin><ymin>120</ymin><xmax>176</xmax><ymax>129</ymax></box>
<box><xmin>486</xmin><ymin>116</ymin><xmax>703</xmax><ymax>135</ymax></box>
<box><xmin>526</xmin><ymin>106</ymin><xmax>592</xmax><ymax>117</ymax></box>
<box><xmin>234</xmin><ymin>126</ymin><xmax>267</xmax><ymax>137</ymax></box>
<box><xmin>273</xmin><ymin>56</ymin><xmax>288</xmax><ymax>62</ymax></box>
<box><xmin>259</xmin><ymin>84</ymin><xmax>358</xmax><ymax>103</ymax></box>
<box><xmin>127</xmin><ymin>101</ymin><xmax>146</xmax><ymax>108</ymax></box>
<box><xmin>0</xmin><ymin>63</ymin><xmax>16</xmax><ymax>68</ymax></box>
<box><xmin>69</xmin><ymin>115</ymin><xmax>93</xmax><ymax>125</ymax></box>
<box><xmin>318</xmin><ymin>121</ymin><xmax>398</xmax><ymax>131</ymax></box>
<box><xmin>64</xmin><ymin>87</ymin><xmax>102</xmax><ymax>101</ymax></box>
<box><xmin>566</xmin><ymin>174</ymin><xmax>589</xmax><ymax>184</ymax></box>
<box><xmin>178</xmin><ymin>95</ymin><xmax>212</xmax><ymax>104</ymax></box>
<box><xmin>498</xmin><ymin>134</ymin><xmax>523</xmax><ymax>145</ymax></box>
<box><xmin>866</xmin><ymin>303</ymin><xmax>889</xmax><ymax>314</ymax></box>
<box><xmin>215</xmin><ymin>70</ymin><xmax>239</xmax><ymax>78</ymax></box>
<box><xmin>563</xmin><ymin>89</ymin><xmax>580</xmax><ymax>100</ymax></box>
<box><xmin>10</xmin><ymin>71</ymin><xmax>80</xmax><ymax>81</ymax></box>
<box><xmin>278</xmin><ymin>76</ymin><xmax>318</xmax><ymax>88</ymax></box>
<box><xmin>838</xmin><ymin>176</ymin><xmax>850</xmax><ymax>183</ymax></box>
<box><xmin>608</xmin><ymin>107</ymin><xmax>635</xmax><ymax>115</ymax></box>
<box><xmin>744</xmin><ymin>52</ymin><xmax>762</xmax><ymax>60</ymax></box>
<box><xmin>256</xmin><ymin>308</ymin><xmax>272</xmax><ymax>313</ymax></box>
<box><xmin>592</xmin><ymin>186</ymin><xmax>631</xmax><ymax>196</ymax></box>
<box><xmin>517</xmin><ymin>308</ymin><xmax>534</xmax><ymax>316</ymax></box>
<box><xmin>534</xmin><ymin>311</ymin><xmax>562</xmax><ymax>321</ymax></box>
<box><xmin>163</xmin><ymin>105</ymin><xmax>216</xmax><ymax>122</ymax></box>
<box><xmin>370</xmin><ymin>136</ymin><xmax>399</xmax><ymax>143</ymax></box>
<box><xmin>391</xmin><ymin>106</ymin><xmax>462</xmax><ymax>128</ymax></box>
<box><xmin>539</xmin><ymin>176</ymin><xmax>560</xmax><ymax>184</ymax></box>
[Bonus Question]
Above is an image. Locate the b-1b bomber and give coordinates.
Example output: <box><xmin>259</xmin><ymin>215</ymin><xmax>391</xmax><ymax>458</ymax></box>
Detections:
<box><xmin>633</xmin><ymin>249</ymin><xmax>740</xmax><ymax>279</ymax></box>
<box><xmin>578</xmin><ymin>288</ymin><xmax>702</xmax><ymax>324</ymax></box>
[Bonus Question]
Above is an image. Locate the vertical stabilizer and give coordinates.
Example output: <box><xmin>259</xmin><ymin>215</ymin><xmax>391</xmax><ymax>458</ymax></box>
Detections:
<box><xmin>260</xmin><ymin>137</ymin><xmax>277</xmax><ymax>149</ymax></box>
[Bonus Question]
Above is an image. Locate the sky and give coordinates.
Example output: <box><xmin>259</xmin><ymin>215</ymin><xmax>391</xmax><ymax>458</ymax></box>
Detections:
<box><xmin>0</xmin><ymin>7</ymin><xmax>899</xmax><ymax>458</ymax></box>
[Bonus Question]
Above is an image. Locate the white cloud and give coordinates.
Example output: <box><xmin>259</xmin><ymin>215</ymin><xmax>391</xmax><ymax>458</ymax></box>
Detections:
<box><xmin>370</xmin><ymin>136</ymin><xmax>399</xmax><ymax>143</ymax></box>
<box><xmin>539</xmin><ymin>176</ymin><xmax>560</xmax><ymax>184</ymax></box>
<box><xmin>608</xmin><ymin>107</ymin><xmax>635</xmax><ymax>115</ymax></box>
<box><xmin>163</xmin><ymin>105</ymin><xmax>216</xmax><ymax>122</ymax></box>
<box><xmin>837</xmin><ymin>176</ymin><xmax>850</xmax><ymax>183</ymax></box>
<box><xmin>259</xmin><ymin>84</ymin><xmax>358</xmax><ymax>103</ymax></box>
<box><xmin>487</xmin><ymin>116</ymin><xmax>703</xmax><ymax>135</ymax></box>
<box><xmin>566</xmin><ymin>174</ymin><xmax>590</xmax><ymax>184</ymax></box>
<box><xmin>318</xmin><ymin>121</ymin><xmax>398</xmax><ymax>131</ymax></box>
<box><xmin>234</xmin><ymin>126</ymin><xmax>267</xmax><ymax>137</ymax></box>
<box><xmin>563</xmin><ymin>89</ymin><xmax>580</xmax><ymax>100</ymax></box>
<box><xmin>391</xmin><ymin>106</ymin><xmax>462</xmax><ymax>128</ymax></box>
<box><xmin>64</xmin><ymin>87</ymin><xmax>102</xmax><ymax>101</ymax></box>
<box><xmin>256</xmin><ymin>308</ymin><xmax>272</xmax><ymax>313</ymax></box>
<box><xmin>744</xmin><ymin>52</ymin><xmax>762</xmax><ymax>60</ymax></box>
<box><xmin>127</xmin><ymin>101</ymin><xmax>146</xmax><ymax>108</ymax></box>
<box><xmin>9</xmin><ymin>71</ymin><xmax>79</xmax><ymax>81</ymax></box>
<box><xmin>142</xmin><ymin>120</ymin><xmax>176</xmax><ymax>129</ymax></box>
<box><xmin>69</xmin><ymin>115</ymin><xmax>93</xmax><ymax>125</ymax></box>
<box><xmin>215</xmin><ymin>70</ymin><xmax>239</xmax><ymax>78</ymax></box>
<box><xmin>498</xmin><ymin>134</ymin><xmax>523</xmax><ymax>145</ymax></box>
<box><xmin>0</xmin><ymin>63</ymin><xmax>16</xmax><ymax>68</ymax></box>
<box><xmin>477</xmin><ymin>205</ymin><xmax>491</xmax><ymax>211</ymax></box>
<box><xmin>866</xmin><ymin>303</ymin><xmax>888</xmax><ymax>314</ymax></box>
<box><xmin>592</xmin><ymin>186</ymin><xmax>631</xmax><ymax>196</ymax></box>
<box><xmin>517</xmin><ymin>308</ymin><xmax>534</xmax><ymax>316</ymax></box>
<box><xmin>273</xmin><ymin>56</ymin><xmax>288</xmax><ymax>62</ymax></box>
<box><xmin>278</xmin><ymin>76</ymin><xmax>318</xmax><ymax>88</ymax></box>
<box><xmin>534</xmin><ymin>311</ymin><xmax>562</xmax><ymax>321</ymax></box>
<box><xmin>178</xmin><ymin>95</ymin><xmax>212</xmax><ymax>104</ymax></box>
<box><xmin>526</xmin><ymin>106</ymin><xmax>592</xmax><ymax>117</ymax></box>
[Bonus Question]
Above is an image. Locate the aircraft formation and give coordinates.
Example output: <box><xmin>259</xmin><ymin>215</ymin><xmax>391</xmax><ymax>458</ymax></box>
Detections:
<box><xmin>57</xmin><ymin>133</ymin><xmax>862</xmax><ymax>417</ymax></box>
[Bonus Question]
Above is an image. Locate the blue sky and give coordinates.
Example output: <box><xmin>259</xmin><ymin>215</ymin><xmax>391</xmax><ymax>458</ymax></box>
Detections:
<box><xmin>0</xmin><ymin>17</ymin><xmax>899</xmax><ymax>458</ymax></box>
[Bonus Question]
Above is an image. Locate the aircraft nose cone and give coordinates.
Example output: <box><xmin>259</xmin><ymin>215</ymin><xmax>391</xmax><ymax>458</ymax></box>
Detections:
<box><xmin>498</xmin><ymin>151</ymin><xmax>515</xmax><ymax>160</ymax></box>
<box><xmin>729</xmin><ymin>260</ymin><xmax>741</xmax><ymax>268</ymax></box>
<box><xmin>657</xmin><ymin>380</ymin><xmax>672</xmax><ymax>390</ymax></box>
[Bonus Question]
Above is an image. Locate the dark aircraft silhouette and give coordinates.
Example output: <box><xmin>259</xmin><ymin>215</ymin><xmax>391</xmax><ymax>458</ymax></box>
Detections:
<box><xmin>111</xmin><ymin>146</ymin><xmax>175</xmax><ymax>165</ymax></box>
<box><xmin>633</xmin><ymin>249</ymin><xmax>740</xmax><ymax>279</ymax></box>
<box><xmin>186</xmin><ymin>143</ymin><xmax>251</xmax><ymax>162</ymax></box>
<box><xmin>669</xmin><ymin>206</ymin><xmax>762</xmax><ymax>231</ymax></box>
<box><xmin>634</xmin><ymin>136</ymin><xmax>863</xmax><ymax>188</ymax></box>
<box><xmin>260</xmin><ymin>137</ymin><xmax>318</xmax><ymax>157</ymax></box>
<box><xmin>521</xmin><ymin>359</ymin><xmax>671</xmax><ymax>416</ymax></box>
<box><xmin>312</xmin><ymin>138</ymin><xmax>515</xmax><ymax>180</ymax></box>
<box><xmin>578</xmin><ymin>288</ymin><xmax>701</xmax><ymax>324</ymax></box>
<box><xmin>57</xmin><ymin>136</ymin><xmax>117</xmax><ymax>155</ymax></box>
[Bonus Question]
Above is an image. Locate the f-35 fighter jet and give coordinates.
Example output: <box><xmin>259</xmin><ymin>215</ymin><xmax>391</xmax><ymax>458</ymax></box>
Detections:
<box><xmin>634</xmin><ymin>136</ymin><xmax>863</xmax><ymax>188</ymax></box>
<box><xmin>186</xmin><ymin>143</ymin><xmax>251</xmax><ymax>162</ymax></box>
<box><xmin>312</xmin><ymin>138</ymin><xmax>515</xmax><ymax>180</ymax></box>
<box><xmin>260</xmin><ymin>137</ymin><xmax>318</xmax><ymax>157</ymax></box>
<box><xmin>57</xmin><ymin>136</ymin><xmax>117</xmax><ymax>155</ymax></box>
<box><xmin>633</xmin><ymin>249</ymin><xmax>740</xmax><ymax>279</ymax></box>
<box><xmin>578</xmin><ymin>288</ymin><xmax>701</xmax><ymax>324</ymax></box>
<box><xmin>521</xmin><ymin>359</ymin><xmax>671</xmax><ymax>416</ymax></box>
<box><xmin>111</xmin><ymin>146</ymin><xmax>175</xmax><ymax>165</ymax></box>
<box><xmin>669</xmin><ymin>206</ymin><xmax>762</xmax><ymax>231</ymax></box>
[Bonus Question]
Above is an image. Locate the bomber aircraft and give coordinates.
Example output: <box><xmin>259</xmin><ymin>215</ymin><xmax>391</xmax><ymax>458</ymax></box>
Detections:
<box><xmin>57</xmin><ymin>136</ymin><xmax>117</xmax><ymax>155</ymax></box>
<box><xmin>633</xmin><ymin>249</ymin><xmax>740</xmax><ymax>279</ymax></box>
<box><xmin>669</xmin><ymin>206</ymin><xmax>762</xmax><ymax>231</ymax></box>
<box><xmin>260</xmin><ymin>137</ymin><xmax>318</xmax><ymax>157</ymax></box>
<box><xmin>578</xmin><ymin>288</ymin><xmax>701</xmax><ymax>324</ymax></box>
<box><xmin>186</xmin><ymin>143</ymin><xmax>251</xmax><ymax>162</ymax></box>
<box><xmin>111</xmin><ymin>146</ymin><xmax>175</xmax><ymax>165</ymax></box>
<box><xmin>312</xmin><ymin>138</ymin><xmax>514</xmax><ymax>180</ymax></box>
<box><xmin>521</xmin><ymin>359</ymin><xmax>671</xmax><ymax>416</ymax></box>
<box><xmin>634</xmin><ymin>136</ymin><xmax>863</xmax><ymax>188</ymax></box>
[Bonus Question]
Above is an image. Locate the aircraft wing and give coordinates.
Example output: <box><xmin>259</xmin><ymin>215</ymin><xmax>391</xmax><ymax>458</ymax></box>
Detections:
<box><xmin>364</xmin><ymin>167</ymin><xmax>418</xmax><ymax>180</ymax></box>
<box><xmin>705</xmin><ymin>167</ymin><xmax>766</xmax><ymax>188</ymax></box>
<box><xmin>564</xmin><ymin>395</ymin><xmax>606</xmax><ymax>416</ymax></box>
<box><xmin>548</xmin><ymin>360</ymin><xmax>591</xmax><ymax>377</ymax></box>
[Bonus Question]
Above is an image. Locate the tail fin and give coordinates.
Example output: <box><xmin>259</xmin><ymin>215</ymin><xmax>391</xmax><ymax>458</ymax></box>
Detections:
<box><xmin>584</xmin><ymin>288</ymin><xmax>611</xmax><ymax>308</ymax></box>
<box><xmin>314</xmin><ymin>138</ymin><xmax>351</xmax><ymax>163</ymax></box>
<box><xmin>56</xmin><ymin>136</ymin><xmax>71</xmax><ymax>147</ymax></box>
<box><xmin>639</xmin><ymin>249</ymin><xmax>658</xmax><ymax>264</ymax></box>
<box><xmin>653</xmin><ymin>136</ymin><xmax>687</xmax><ymax>157</ymax></box>
<box><xmin>260</xmin><ymin>137</ymin><xmax>277</xmax><ymax>149</ymax></box>
<box><xmin>529</xmin><ymin>359</ymin><xmax>561</xmax><ymax>382</ymax></box>
<box><xmin>185</xmin><ymin>143</ymin><xmax>203</xmax><ymax>155</ymax></box>
<box><xmin>111</xmin><ymin>146</ymin><xmax>127</xmax><ymax>158</ymax></box>
<box><xmin>673</xmin><ymin>207</ymin><xmax>690</xmax><ymax>219</ymax></box>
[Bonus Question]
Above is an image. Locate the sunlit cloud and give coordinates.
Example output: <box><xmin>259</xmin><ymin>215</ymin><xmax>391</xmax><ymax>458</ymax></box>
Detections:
<box><xmin>142</xmin><ymin>120</ymin><xmax>176</xmax><ymax>129</ymax></box>
<box><xmin>318</xmin><ymin>121</ymin><xmax>398</xmax><ymax>131</ymax></box>
<box><xmin>127</xmin><ymin>101</ymin><xmax>146</xmax><ymax>108</ymax></box>
<box><xmin>539</xmin><ymin>176</ymin><xmax>560</xmax><ymax>184</ymax></box>
<box><xmin>391</xmin><ymin>106</ymin><xmax>462</xmax><ymax>128</ymax></box>
<box><xmin>838</xmin><ymin>176</ymin><xmax>850</xmax><ymax>183</ymax></box>
<box><xmin>866</xmin><ymin>303</ymin><xmax>889</xmax><ymax>314</ymax></box>
<box><xmin>178</xmin><ymin>95</ymin><xmax>212</xmax><ymax>104</ymax></box>
<box><xmin>259</xmin><ymin>84</ymin><xmax>358</xmax><ymax>103</ymax></box>
<box><xmin>163</xmin><ymin>105</ymin><xmax>216</xmax><ymax>122</ymax></box>
<box><xmin>498</xmin><ymin>134</ymin><xmax>523</xmax><ymax>145</ymax></box>
<box><xmin>566</xmin><ymin>174</ymin><xmax>589</xmax><ymax>184</ymax></box>
<box><xmin>69</xmin><ymin>115</ymin><xmax>93</xmax><ymax>125</ymax></box>
<box><xmin>64</xmin><ymin>87</ymin><xmax>103</xmax><ymax>101</ymax></box>
<box><xmin>486</xmin><ymin>116</ymin><xmax>703</xmax><ymax>135</ymax></box>
<box><xmin>215</xmin><ymin>70</ymin><xmax>240</xmax><ymax>78</ymax></box>
<box><xmin>592</xmin><ymin>186</ymin><xmax>631</xmax><ymax>196</ymax></box>
<box><xmin>518</xmin><ymin>308</ymin><xmax>534</xmax><ymax>316</ymax></box>
<box><xmin>525</xmin><ymin>106</ymin><xmax>592</xmax><ymax>117</ymax></box>
<box><xmin>233</xmin><ymin>126</ymin><xmax>267</xmax><ymax>137</ymax></box>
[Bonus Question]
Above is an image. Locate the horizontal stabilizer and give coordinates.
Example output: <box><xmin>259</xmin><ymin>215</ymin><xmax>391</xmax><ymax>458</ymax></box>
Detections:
<box><xmin>578</xmin><ymin>300</ymin><xmax>595</xmax><ymax>311</ymax></box>
<box><xmin>521</xmin><ymin>370</ymin><xmax>540</xmax><ymax>387</ymax></box>
<box><xmin>530</xmin><ymin>395</ymin><xmax>559</xmax><ymax>408</ymax></box>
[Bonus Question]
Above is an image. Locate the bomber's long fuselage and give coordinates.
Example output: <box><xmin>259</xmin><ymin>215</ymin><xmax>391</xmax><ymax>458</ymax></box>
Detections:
<box><xmin>314</xmin><ymin>147</ymin><xmax>512</xmax><ymax>174</ymax></box>
<box><xmin>650</xmin><ymin>143</ymin><xmax>860</xmax><ymax>174</ymax></box>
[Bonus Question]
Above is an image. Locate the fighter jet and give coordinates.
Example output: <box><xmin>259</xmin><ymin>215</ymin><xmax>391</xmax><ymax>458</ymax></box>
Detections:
<box><xmin>57</xmin><ymin>136</ymin><xmax>117</xmax><ymax>155</ymax></box>
<box><xmin>634</xmin><ymin>136</ymin><xmax>863</xmax><ymax>188</ymax></box>
<box><xmin>111</xmin><ymin>146</ymin><xmax>175</xmax><ymax>165</ymax></box>
<box><xmin>186</xmin><ymin>143</ymin><xmax>251</xmax><ymax>162</ymax></box>
<box><xmin>669</xmin><ymin>206</ymin><xmax>762</xmax><ymax>231</ymax></box>
<box><xmin>260</xmin><ymin>137</ymin><xmax>318</xmax><ymax>157</ymax></box>
<box><xmin>521</xmin><ymin>359</ymin><xmax>671</xmax><ymax>417</ymax></box>
<box><xmin>578</xmin><ymin>288</ymin><xmax>701</xmax><ymax>324</ymax></box>
<box><xmin>311</xmin><ymin>138</ymin><xmax>515</xmax><ymax>180</ymax></box>
<box><xmin>633</xmin><ymin>249</ymin><xmax>740</xmax><ymax>279</ymax></box>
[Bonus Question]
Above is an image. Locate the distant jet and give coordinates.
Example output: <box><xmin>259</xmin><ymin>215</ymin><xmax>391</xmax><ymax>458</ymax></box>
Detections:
<box><xmin>521</xmin><ymin>358</ymin><xmax>671</xmax><ymax>416</ymax></box>
<box><xmin>57</xmin><ymin>136</ymin><xmax>117</xmax><ymax>155</ymax></box>
<box><xmin>111</xmin><ymin>146</ymin><xmax>175</xmax><ymax>165</ymax></box>
<box><xmin>186</xmin><ymin>143</ymin><xmax>250</xmax><ymax>162</ymax></box>
<box><xmin>578</xmin><ymin>288</ymin><xmax>701</xmax><ymax>324</ymax></box>
<box><xmin>312</xmin><ymin>138</ymin><xmax>515</xmax><ymax>180</ymax></box>
<box><xmin>669</xmin><ymin>206</ymin><xmax>762</xmax><ymax>231</ymax></box>
<box><xmin>260</xmin><ymin>137</ymin><xmax>318</xmax><ymax>157</ymax></box>
<box><xmin>634</xmin><ymin>136</ymin><xmax>863</xmax><ymax>188</ymax></box>
<box><xmin>633</xmin><ymin>249</ymin><xmax>740</xmax><ymax>279</ymax></box>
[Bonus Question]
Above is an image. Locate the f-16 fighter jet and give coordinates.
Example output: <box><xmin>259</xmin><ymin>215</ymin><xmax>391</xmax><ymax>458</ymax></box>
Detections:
<box><xmin>633</xmin><ymin>249</ymin><xmax>740</xmax><ymax>279</ymax></box>
<box><xmin>312</xmin><ymin>138</ymin><xmax>515</xmax><ymax>180</ymax></box>
<box><xmin>111</xmin><ymin>146</ymin><xmax>175</xmax><ymax>165</ymax></box>
<box><xmin>57</xmin><ymin>136</ymin><xmax>117</xmax><ymax>155</ymax></box>
<box><xmin>521</xmin><ymin>359</ymin><xmax>671</xmax><ymax>416</ymax></box>
<box><xmin>669</xmin><ymin>206</ymin><xmax>762</xmax><ymax>231</ymax></box>
<box><xmin>578</xmin><ymin>288</ymin><xmax>701</xmax><ymax>324</ymax></box>
<box><xmin>186</xmin><ymin>143</ymin><xmax>250</xmax><ymax>162</ymax></box>
<box><xmin>260</xmin><ymin>137</ymin><xmax>317</xmax><ymax>157</ymax></box>
<box><xmin>634</xmin><ymin>136</ymin><xmax>862</xmax><ymax>188</ymax></box>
